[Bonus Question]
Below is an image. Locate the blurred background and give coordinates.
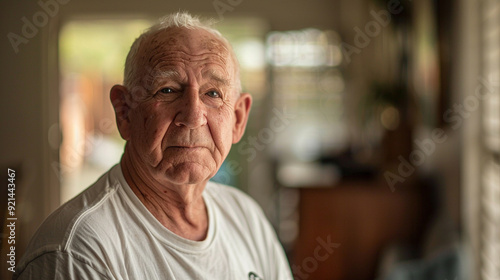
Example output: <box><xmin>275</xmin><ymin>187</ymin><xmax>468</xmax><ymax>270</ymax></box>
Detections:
<box><xmin>0</xmin><ymin>0</ymin><xmax>498</xmax><ymax>279</ymax></box>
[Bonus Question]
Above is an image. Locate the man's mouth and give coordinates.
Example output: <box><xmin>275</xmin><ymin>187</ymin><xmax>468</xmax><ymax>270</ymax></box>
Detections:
<box><xmin>169</xmin><ymin>146</ymin><xmax>205</xmax><ymax>149</ymax></box>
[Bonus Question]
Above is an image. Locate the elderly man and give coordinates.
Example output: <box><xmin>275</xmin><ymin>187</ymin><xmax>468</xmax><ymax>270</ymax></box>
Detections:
<box><xmin>14</xmin><ymin>12</ymin><xmax>292</xmax><ymax>279</ymax></box>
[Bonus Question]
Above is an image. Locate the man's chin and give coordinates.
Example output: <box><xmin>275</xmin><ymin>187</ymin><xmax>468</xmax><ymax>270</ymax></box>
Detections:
<box><xmin>160</xmin><ymin>162</ymin><xmax>214</xmax><ymax>186</ymax></box>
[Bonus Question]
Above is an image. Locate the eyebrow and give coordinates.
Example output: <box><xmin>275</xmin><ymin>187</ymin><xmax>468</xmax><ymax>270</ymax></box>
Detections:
<box><xmin>152</xmin><ymin>69</ymin><xmax>181</xmax><ymax>80</ymax></box>
<box><xmin>147</xmin><ymin>68</ymin><xmax>232</xmax><ymax>89</ymax></box>
<box><xmin>145</xmin><ymin>69</ymin><xmax>182</xmax><ymax>90</ymax></box>
<box><xmin>202</xmin><ymin>69</ymin><xmax>231</xmax><ymax>87</ymax></box>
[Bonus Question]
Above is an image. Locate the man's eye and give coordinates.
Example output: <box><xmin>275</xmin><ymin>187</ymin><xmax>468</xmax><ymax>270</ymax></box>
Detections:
<box><xmin>206</xmin><ymin>91</ymin><xmax>220</xmax><ymax>98</ymax></box>
<box><xmin>159</xmin><ymin>88</ymin><xmax>174</xmax><ymax>94</ymax></box>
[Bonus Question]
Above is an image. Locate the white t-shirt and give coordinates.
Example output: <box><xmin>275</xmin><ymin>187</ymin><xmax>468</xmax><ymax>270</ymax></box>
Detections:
<box><xmin>14</xmin><ymin>165</ymin><xmax>292</xmax><ymax>280</ymax></box>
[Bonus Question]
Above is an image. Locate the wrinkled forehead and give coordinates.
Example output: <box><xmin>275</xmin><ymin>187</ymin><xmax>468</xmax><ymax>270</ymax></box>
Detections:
<box><xmin>136</xmin><ymin>27</ymin><xmax>235</xmax><ymax>78</ymax></box>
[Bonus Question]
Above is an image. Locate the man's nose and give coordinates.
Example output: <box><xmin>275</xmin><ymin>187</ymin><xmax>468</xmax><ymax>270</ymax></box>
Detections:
<box><xmin>174</xmin><ymin>88</ymin><xmax>207</xmax><ymax>129</ymax></box>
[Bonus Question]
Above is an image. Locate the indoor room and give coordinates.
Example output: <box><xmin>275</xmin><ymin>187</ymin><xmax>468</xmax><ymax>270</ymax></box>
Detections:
<box><xmin>0</xmin><ymin>0</ymin><xmax>498</xmax><ymax>279</ymax></box>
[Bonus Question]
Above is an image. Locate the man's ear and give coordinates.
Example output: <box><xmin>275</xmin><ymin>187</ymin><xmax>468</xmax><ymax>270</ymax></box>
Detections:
<box><xmin>232</xmin><ymin>93</ymin><xmax>252</xmax><ymax>143</ymax></box>
<box><xmin>110</xmin><ymin>85</ymin><xmax>132</xmax><ymax>140</ymax></box>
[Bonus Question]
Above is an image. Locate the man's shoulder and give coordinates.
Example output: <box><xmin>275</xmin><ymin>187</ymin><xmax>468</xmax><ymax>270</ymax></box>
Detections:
<box><xmin>39</xmin><ymin>167</ymin><xmax>120</xmax><ymax>239</ymax></box>
<box><xmin>18</xmin><ymin>166</ymin><xmax>122</xmax><ymax>269</ymax></box>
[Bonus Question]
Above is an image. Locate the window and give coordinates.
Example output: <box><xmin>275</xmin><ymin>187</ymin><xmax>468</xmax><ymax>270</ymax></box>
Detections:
<box><xmin>58</xmin><ymin>19</ymin><xmax>152</xmax><ymax>203</ymax></box>
<box><xmin>266</xmin><ymin>28</ymin><xmax>345</xmax><ymax>164</ymax></box>
<box><xmin>479</xmin><ymin>0</ymin><xmax>500</xmax><ymax>278</ymax></box>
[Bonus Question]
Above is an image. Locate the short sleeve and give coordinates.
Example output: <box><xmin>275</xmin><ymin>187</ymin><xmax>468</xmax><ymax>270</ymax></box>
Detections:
<box><xmin>14</xmin><ymin>251</ymin><xmax>111</xmax><ymax>280</ymax></box>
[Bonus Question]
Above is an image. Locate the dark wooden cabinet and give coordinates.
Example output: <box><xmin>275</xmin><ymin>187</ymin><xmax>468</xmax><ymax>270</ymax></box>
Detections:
<box><xmin>291</xmin><ymin>181</ymin><xmax>426</xmax><ymax>280</ymax></box>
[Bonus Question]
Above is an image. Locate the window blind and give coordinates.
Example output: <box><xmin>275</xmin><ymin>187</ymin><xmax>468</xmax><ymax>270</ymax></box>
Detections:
<box><xmin>480</xmin><ymin>0</ymin><xmax>500</xmax><ymax>279</ymax></box>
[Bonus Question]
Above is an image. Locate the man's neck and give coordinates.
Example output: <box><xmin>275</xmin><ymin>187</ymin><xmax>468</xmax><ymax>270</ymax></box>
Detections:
<box><xmin>120</xmin><ymin>153</ymin><xmax>209</xmax><ymax>241</ymax></box>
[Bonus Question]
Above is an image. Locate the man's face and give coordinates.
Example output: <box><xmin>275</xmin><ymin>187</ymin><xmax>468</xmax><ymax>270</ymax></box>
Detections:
<box><xmin>114</xmin><ymin>27</ymin><xmax>251</xmax><ymax>186</ymax></box>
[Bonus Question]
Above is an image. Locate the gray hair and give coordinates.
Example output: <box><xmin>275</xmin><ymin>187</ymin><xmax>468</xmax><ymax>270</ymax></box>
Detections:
<box><xmin>123</xmin><ymin>12</ymin><xmax>242</xmax><ymax>101</ymax></box>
